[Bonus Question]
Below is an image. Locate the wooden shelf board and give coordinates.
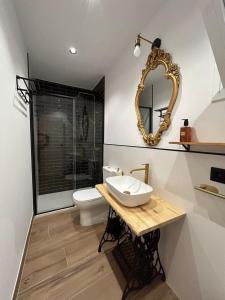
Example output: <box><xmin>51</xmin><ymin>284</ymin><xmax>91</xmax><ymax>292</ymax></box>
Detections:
<box><xmin>169</xmin><ymin>141</ymin><xmax>225</xmax><ymax>146</ymax></box>
<box><xmin>194</xmin><ymin>186</ymin><xmax>225</xmax><ymax>200</ymax></box>
<box><xmin>96</xmin><ymin>183</ymin><xmax>186</xmax><ymax>236</ymax></box>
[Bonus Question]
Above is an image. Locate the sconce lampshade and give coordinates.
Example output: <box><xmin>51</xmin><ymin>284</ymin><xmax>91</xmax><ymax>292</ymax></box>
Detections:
<box><xmin>134</xmin><ymin>45</ymin><xmax>141</xmax><ymax>57</ymax></box>
<box><xmin>133</xmin><ymin>35</ymin><xmax>141</xmax><ymax>57</ymax></box>
<box><xmin>133</xmin><ymin>35</ymin><xmax>161</xmax><ymax>57</ymax></box>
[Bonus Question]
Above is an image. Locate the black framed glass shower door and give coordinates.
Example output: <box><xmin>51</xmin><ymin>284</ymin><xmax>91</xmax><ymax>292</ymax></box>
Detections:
<box><xmin>33</xmin><ymin>91</ymin><xmax>103</xmax><ymax>214</ymax></box>
<box><xmin>34</xmin><ymin>95</ymin><xmax>74</xmax><ymax>213</ymax></box>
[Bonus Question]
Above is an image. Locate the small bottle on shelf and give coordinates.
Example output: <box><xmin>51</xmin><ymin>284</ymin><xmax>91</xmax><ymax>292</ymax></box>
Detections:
<box><xmin>180</xmin><ymin>119</ymin><xmax>192</xmax><ymax>142</ymax></box>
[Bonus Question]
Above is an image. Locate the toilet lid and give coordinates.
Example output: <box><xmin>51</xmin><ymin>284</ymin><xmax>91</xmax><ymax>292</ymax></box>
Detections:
<box><xmin>73</xmin><ymin>188</ymin><xmax>102</xmax><ymax>202</ymax></box>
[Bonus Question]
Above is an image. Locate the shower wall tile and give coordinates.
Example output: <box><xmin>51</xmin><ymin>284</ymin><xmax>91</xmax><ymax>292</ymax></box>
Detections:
<box><xmin>35</xmin><ymin>95</ymin><xmax>73</xmax><ymax>195</ymax></box>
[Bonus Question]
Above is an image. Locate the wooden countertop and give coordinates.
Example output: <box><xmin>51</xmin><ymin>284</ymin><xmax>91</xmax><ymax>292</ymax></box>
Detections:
<box><xmin>96</xmin><ymin>184</ymin><xmax>186</xmax><ymax>236</ymax></box>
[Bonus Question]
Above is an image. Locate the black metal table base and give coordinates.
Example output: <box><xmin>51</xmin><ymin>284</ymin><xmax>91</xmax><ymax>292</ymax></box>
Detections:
<box><xmin>98</xmin><ymin>206</ymin><xmax>128</xmax><ymax>252</ymax></box>
<box><xmin>98</xmin><ymin>206</ymin><xmax>166</xmax><ymax>300</ymax></box>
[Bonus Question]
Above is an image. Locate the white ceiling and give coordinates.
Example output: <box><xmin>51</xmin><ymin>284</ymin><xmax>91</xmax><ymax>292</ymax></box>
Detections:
<box><xmin>14</xmin><ymin>0</ymin><xmax>163</xmax><ymax>89</ymax></box>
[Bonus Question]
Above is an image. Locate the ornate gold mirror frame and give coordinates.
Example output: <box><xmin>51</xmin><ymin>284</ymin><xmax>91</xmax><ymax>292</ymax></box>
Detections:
<box><xmin>135</xmin><ymin>48</ymin><xmax>180</xmax><ymax>145</ymax></box>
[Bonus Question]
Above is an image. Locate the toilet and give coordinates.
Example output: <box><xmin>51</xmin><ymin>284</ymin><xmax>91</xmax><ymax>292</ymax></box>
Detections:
<box><xmin>73</xmin><ymin>166</ymin><xmax>119</xmax><ymax>226</ymax></box>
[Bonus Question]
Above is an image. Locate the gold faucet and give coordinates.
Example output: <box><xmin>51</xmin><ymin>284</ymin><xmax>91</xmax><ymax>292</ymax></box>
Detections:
<box><xmin>130</xmin><ymin>163</ymin><xmax>149</xmax><ymax>184</ymax></box>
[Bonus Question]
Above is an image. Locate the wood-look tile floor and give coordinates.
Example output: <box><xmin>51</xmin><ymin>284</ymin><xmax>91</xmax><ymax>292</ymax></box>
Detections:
<box><xmin>16</xmin><ymin>208</ymin><xmax>178</xmax><ymax>300</ymax></box>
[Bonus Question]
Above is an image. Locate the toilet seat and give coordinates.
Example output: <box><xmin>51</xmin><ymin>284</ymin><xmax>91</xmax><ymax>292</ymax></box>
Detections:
<box><xmin>73</xmin><ymin>188</ymin><xmax>102</xmax><ymax>203</ymax></box>
<box><xmin>73</xmin><ymin>188</ymin><xmax>106</xmax><ymax>208</ymax></box>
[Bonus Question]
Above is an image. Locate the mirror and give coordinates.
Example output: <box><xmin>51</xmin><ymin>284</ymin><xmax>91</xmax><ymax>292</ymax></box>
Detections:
<box><xmin>135</xmin><ymin>48</ymin><xmax>180</xmax><ymax>145</ymax></box>
<box><xmin>139</xmin><ymin>64</ymin><xmax>172</xmax><ymax>134</ymax></box>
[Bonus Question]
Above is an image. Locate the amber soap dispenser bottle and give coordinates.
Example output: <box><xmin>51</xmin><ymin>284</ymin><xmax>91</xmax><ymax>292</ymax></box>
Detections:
<box><xmin>180</xmin><ymin>119</ymin><xmax>192</xmax><ymax>142</ymax></box>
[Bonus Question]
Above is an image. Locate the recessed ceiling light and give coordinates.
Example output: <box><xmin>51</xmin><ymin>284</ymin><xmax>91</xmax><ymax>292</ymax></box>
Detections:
<box><xmin>69</xmin><ymin>47</ymin><xmax>77</xmax><ymax>55</ymax></box>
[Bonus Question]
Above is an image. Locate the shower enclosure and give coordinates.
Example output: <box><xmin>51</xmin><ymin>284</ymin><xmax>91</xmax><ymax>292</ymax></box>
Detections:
<box><xmin>32</xmin><ymin>79</ymin><xmax>104</xmax><ymax>214</ymax></box>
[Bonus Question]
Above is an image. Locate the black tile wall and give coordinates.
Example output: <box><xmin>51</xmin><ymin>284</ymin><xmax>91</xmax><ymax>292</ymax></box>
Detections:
<box><xmin>36</xmin><ymin>79</ymin><xmax>92</xmax><ymax>98</ymax></box>
<box><xmin>35</xmin><ymin>95</ymin><xmax>74</xmax><ymax>195</ymax></box>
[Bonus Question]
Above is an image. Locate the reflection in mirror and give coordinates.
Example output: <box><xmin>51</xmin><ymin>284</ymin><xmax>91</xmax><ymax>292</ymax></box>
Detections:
<box><xmin>139</xmin><ymin>64</ymin><xmax>172</xmax><ymax>134</ymax></box>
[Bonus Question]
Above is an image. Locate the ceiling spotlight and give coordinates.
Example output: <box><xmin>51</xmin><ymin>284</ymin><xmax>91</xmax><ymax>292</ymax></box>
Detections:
<box><xmin>133</xmin><ymin>34</ymin><xmax>161</xmax><ymax>57</ymax></box>
<box><xmin>69</xmin><ymin>47</ymin><xmax>77</xmax><ymax>55</ymax></box>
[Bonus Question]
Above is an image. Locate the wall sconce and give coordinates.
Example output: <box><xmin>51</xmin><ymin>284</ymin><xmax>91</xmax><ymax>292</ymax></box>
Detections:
<box><xmin>133</xmin><ymin>34</ymin><xmax>161</xmax><ymax>57</ymax></box>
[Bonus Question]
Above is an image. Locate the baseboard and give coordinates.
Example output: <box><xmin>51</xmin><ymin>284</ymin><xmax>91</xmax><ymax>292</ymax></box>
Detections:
<box><xmin>166</xmin><ymin>279</ymin><xmax>181</xmax><ymax>300</ymax></box>
<box><xmin>12</xmin><ymin>215</ymin><xmax>34</xmax><ymax>300</ymax></box>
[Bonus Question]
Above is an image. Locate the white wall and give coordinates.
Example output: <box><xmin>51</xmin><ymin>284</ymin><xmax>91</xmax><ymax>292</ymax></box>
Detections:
<box><xmin>104</xmin><ymin>0</ymin><xmax>225</xmax><ymax>299</ymax></box>
<box><xmin>0</xmin><ymin>1</ymin><xmax>33</xmax><ymax>299</ymax></box>
<box><xmin>105</xmin><ymin>0</ymin><xmax>224</xmax><ymax>147</ymax></box>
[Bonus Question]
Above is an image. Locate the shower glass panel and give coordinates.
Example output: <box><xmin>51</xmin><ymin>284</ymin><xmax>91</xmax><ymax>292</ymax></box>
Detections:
<box><xmin>34</xmin><ymin>95</ymin><xmax>74</xmax><ymax>213</ymax></box>
<box><xmin>74</xmin><ymin>92</ymin><xmax>103</xmax><ymax>190</ymax></box>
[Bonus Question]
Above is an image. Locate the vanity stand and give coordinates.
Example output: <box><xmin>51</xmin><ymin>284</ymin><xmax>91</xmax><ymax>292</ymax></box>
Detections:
<box><xmin>96</xmin><ymin>184</ymin><xmax>186</xmax><ymax>300</ymax></box>
<box><xmin>98</xmin><ymin>206</ymin><xmax>127</xmax><ymax>252</ymax></box>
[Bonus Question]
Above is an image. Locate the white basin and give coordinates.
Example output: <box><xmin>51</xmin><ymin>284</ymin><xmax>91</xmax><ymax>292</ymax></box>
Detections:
<box><xmin>106</xmin><ymin>175</ymin><xmax>153</xmax><ymax>207</ymax></box>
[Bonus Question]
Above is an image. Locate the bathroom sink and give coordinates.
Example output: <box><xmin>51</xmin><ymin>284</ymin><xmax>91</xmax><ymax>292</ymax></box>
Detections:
<box><xmin>106</xmin><ymin>175</ymin><xmax>153</xmax><ymax>207</ymax></box>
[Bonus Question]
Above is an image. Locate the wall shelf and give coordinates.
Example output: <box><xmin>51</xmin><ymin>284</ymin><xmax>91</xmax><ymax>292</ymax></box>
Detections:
<box><xmin>194</xmin><ymin>186</ymin><xmax>225</xmax><ymax>200</ymax></box>
<box><xmin>16</xmin><ymin>75</ymin><xmax>38</xmax><ymax>104</ymax></box>
<box><xmin>169</xmin><ymin>141</ymin><xmax>225</xmax><ymax>151</ymax></box>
